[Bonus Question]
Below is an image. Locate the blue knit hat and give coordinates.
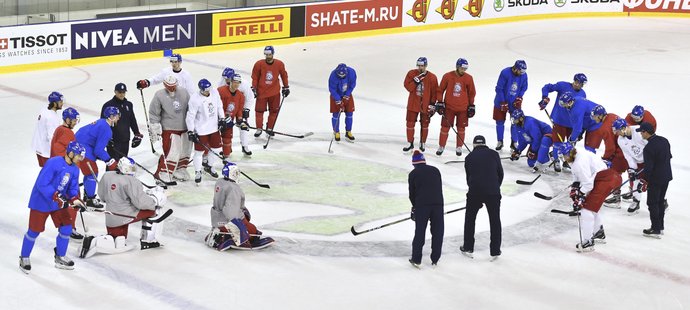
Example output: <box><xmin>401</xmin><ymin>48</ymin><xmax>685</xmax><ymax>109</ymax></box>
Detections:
<box><xmin>412</xmin><ymin>150</ymin><xmax>425</xmax><ymax>165</ymax></box>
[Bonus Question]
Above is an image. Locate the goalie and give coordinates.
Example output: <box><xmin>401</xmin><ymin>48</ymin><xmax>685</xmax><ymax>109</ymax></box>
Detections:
<box><xmin>80</xmin><ymin>157</ymin><xmax>170</xmax><ymax>258</ymax></box>
<box><xmin>205</xmin><ymin>162</ymin><xmax>274</xmax><ymax>250</ymax></box>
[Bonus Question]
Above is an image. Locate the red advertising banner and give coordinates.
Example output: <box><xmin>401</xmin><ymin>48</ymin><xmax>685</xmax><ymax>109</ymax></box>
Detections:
<box><xmin>623</xmin><ymin>0</ymin><xmax>690</xmax><ymax>13</ymax></box>
<box><xmin>306</xmin><ymin>0</ymin><xmax>403</xmax><ymax>36</ymax></box>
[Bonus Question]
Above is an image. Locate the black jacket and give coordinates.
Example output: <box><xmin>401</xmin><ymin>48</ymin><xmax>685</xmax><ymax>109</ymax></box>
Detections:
<box><xmin>101</xmin><ymin>96</ymin><xmax>140</xmax><ymax>143</ymax></box>
<box><xmin>643</xmin><ymin>134</ymin><xmax>673</xmax><ymax>185</ymax></box>
<box><xmin>408</xmin><ymin>164</ymin><xmax>444</xmax><ymax>208</ymax></box>
<box><xmin>465</xmin><ymin>145</ymin><xmax>504</xmax><ymax>196</ymax></box>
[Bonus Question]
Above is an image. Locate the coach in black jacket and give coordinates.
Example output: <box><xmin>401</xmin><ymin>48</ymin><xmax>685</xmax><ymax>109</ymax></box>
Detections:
<box><xmin>101</xmin><ymin>83</ymin><xmax>143</xmax><ymax>160</ymax></box>
<box><xmin>638</xmin><ymin>122</ymin><xmax>672</xmax><ymax>238</ymax></box>
<box><xmin>461</xmin><ymin>135</ymin><xmax>504</xmax><ymax>259</ymax></box>
<box><xmin>408</xmin><ymin>150</ymin><xmax>444</xmax><ymax>267</ymax></box>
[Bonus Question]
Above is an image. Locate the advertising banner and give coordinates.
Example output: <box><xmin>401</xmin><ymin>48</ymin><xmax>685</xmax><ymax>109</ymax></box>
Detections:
<box><xmin>623</xmin><ymin>0</ymin><xmax>690</xmax><ymax>13</ymax></box>
<box><xmin>71</xmin><ymin>15</ymin><xmax>195</xmax><ymax>59</ymax></box>
<box><xmin>306</xmin><ymin>0</ymin><xmax>403</xmax><ymax>36</ymax></box>
<box><xmin>211</xmin><ymin>8</ymin><xmax>291</xmax><ymax>45</ymax></box>
<box><xmin>402</xmin><ymin>0</ymin><xmax>623</xmax><ymax>26</ymax></box>
<box><xmin>0</xmin><ymin>23</ymin><xmax>70</xmax><ymax>67</ymax></box>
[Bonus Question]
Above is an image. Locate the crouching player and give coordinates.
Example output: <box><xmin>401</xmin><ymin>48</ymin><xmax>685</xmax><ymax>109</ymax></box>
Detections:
<box><xmin>510</xmin><ymin>109</ymin><xmax>559</xmax><ymax>173</ymax></box>
<box><xmin>205</xmin><ymin>162</ymin><xmax>274</xmax><ymax>250</ymax></box>
<box><xmin>80</xmin><ymin>157</ymin><xmax>169</xmax><ymax>258</ymax></box>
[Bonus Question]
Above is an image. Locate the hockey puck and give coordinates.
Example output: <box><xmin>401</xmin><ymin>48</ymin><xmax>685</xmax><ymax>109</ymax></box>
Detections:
<box><xmin>99</xmin><ymin>88</ymin><xmax>103</xmax><ymax>91</ymax></box>
<box><xmin>302</xmin><ymin>49</ymin><xmax>306</xmax><ymax>51</ymax></box>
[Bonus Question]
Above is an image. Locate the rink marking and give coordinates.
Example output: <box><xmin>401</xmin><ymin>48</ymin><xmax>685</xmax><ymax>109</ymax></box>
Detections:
<box><xmin>544</xmin><ymin>239</ymin><xmax>690</xmax><ymax>286</ymax></box>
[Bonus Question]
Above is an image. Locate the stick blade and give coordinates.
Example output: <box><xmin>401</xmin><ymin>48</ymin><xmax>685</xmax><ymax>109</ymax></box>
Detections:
<box><xmin>350</xmin><ymin>226</ymin><xmax>361</xmax><ymax>236</ymax></box>
<box><xmin>534</xmin><ymin>192</ymin><xmax>554</xmax><ymax>200</ymax></box>
<box><xmin>516</xmin><ymin>180</ymin><xmax>533</xmax><ymax>185</ymax></box>
<box><xmin>302</xmin><ymin>132</ymin><xmax>314</xmax><ymax>138</ymax></box>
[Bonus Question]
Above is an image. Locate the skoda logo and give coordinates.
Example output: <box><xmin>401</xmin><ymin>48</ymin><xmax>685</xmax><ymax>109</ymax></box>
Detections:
<box><xmin>554</xmin><ymin>0</ymin><xmax>567</xmax><ymax>7</ymax></box>
<box><xmin>494</xmin><ymin>0</ymin><xmax>505</xmax><ymax>11</ymax></box>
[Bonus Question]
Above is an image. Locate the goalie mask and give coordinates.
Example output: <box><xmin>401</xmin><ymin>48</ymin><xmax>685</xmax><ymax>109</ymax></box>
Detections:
<box><xmin>118</xmin><ymin>157</ymin><xmax>137</xmax><ymax>175</ymax></box>
<box><xmin>222</xmin><ymin>162</ymin><xmax>240</xmax><ymax>182</ymax></box>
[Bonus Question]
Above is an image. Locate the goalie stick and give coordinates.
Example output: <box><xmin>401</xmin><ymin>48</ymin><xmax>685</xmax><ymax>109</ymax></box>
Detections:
<box><xmin>93</xmin><ymin>208</ymin><xmax>173</xmax><ymax>224</ymax></box>
<box><xmin>139</xmin><ymin>89</ymin><xmax>158</xmax><ymax>155</ymax></box>
<box><xmin>351</xmin><ymin>207</ymin><xmax>465</xmax><ymax>236</ymax></box>
<box><xmin>111</xmin><ymin>148</ymin><xmax>177</xmax><ymax>187</ymax></box>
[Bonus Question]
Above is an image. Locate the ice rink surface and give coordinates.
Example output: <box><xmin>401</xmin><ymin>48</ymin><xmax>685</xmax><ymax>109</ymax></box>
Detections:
<box><xmin>1</xmin><ymin>16</ymin><xmax>689</xmax><ymax>309</ymax></box>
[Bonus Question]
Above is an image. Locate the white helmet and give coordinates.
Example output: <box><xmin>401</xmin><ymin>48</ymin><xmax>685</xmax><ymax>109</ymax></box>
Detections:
<box><xmin>118</xmin><ymin>157</ymin><xmax>137</xmax><ymax>176</ymax></box>
<box><xmin>222</xmin><ymin>162</ymin><xmax>240</xmax><ymax>182</ymax></box>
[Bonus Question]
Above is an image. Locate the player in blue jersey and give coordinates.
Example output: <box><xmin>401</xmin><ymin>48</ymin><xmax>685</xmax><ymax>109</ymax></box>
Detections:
<box><xmin>493</xmin><ymin>60</ymin><xmax>528</xmax><ymax>151</ymax></box>
<box><xmin>557</xmin><ymin>92</ymin><xmax>603</xmax><ymax>153</ymax></box>
<box><xmin>510</xmin><ymin>109</ymin><xmax>560</xmax><ymax>173</ymax></box>
<box><xmin>539</xmin><ymin>74</ymin><xmax>588</xmax><ymax>146</ymax></box>
<box><xmin>328</xmin><ymin>63</ymin><xmax>357</xmax><ymax>141</ymax></box>
<box><xmin>75</xmin><ymin>106</ymin><xmax>120</xmax><ymax>209</ymax></box>
<box><xmin>19</xmin><ymin>141</ymin><xmax>86</xmax><ymax>274</ymax></box>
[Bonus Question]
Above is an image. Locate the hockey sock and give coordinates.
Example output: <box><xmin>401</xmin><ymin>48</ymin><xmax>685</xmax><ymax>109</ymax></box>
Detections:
<box><xmin>193</xmin><ymin>150</ymin><xmax>204</xmax><ymax>172</ymax></box>
<box><xmin>345</xmin><ymin>112</ymin><xmax>353</xmax><ymax>132</ymax></box>
<box><xmin>457</xmin><ymin>127</ymin><xmax>466</xmax><ymax>147</ymax></box>
<box><xmin>267</xmin><ymin>112</ymin><xmax>278</xmax><ymax>130</ymax></box>
<box><xmin>210</xmin><ymin>148</ymin><xmax>221</xmax><ymax>167</ymax></box>
<box><xmin>439</xmin><ymin>126</ymin><xmax>449</xmax><ymax>147</ymax></box>
<box><xmin>255</xmin><ymin>111</ymin><xmax>264</xmax><ymax>129</ymax></box>
<box><xmin>496</xmin><ymin>121</ymin><xmax>505</xmax><ymax>142</ymax></box>
<box><xmin>331</xmin><ymin>112</ymin><xmax>340</xmax><ymax>132</ymax></box>
<box><xmin>420</xmin><ymin>119</ymin><xmax>429</xmax><ymax>142</ymax></box>
<box><xmin>84</xmin><ymin>174</ymin><xmax>97</xmax><ymax>198</ymax></box>
<box><xmin>406</xmin><ymin>121</ymin><xmax>415</xmax><ymax>143</ymax></box>
<box><xmin>56</xmin><ymin>225</ymin><xmax>72</xmax><ymax>256</ymax></box>
<box><xmin>21</xmin><ymin>229</ymin><xmax>40</xmax><ymax>257</ymax></box>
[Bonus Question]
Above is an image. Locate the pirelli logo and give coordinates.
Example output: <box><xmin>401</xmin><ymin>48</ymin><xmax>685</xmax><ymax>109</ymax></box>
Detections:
<box><xmin>212</xmin><ymin>8</ymin><xmax>291</xmax><ymax>44</ymax></box>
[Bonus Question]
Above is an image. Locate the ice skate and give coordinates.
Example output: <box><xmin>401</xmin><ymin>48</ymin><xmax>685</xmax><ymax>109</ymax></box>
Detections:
<box><xmin>403</xmin><ymin>142</ymin><xmax>414</xmax><ymax>152</ymax></box>
<box><xmin>592</xmin><ymin>226</ymin><xmax>606</xmax><ymax>244</ymax></box>
<box><xmin>253</xmin><ymin>128</ymin><xmax>263</xmax><ymax>137</ymax></box>
<box><xmin>627</xmin><ymin>198</ymin><xmax>640</xmax><ymax>214</ymax></box>
<box><xmin>456</xmin><ymin>146</ymin><xmax>462</xmax><ymax>157</ymax></box>
<box><xmin>266</xmin><ymin>128</ymin><xmax>275</xmax><ymax>137</ymax></box>
<box><xmin>621</xmin><ymin>191</ymin><xmax>633</xmax><ymax>200</ymax></box>
<box><xmin>19</xmin><ymin>256</ymin><xmax>31</xmax><ymax>274</ymax></box>
<box><xmin>84</xmin><ymin>195</ymin><xmax>104</xmax><ymax>211</ymax></box>
<box><xmin>495</xmin><ymin>141</ymin><xmax>504</xmax><ymax>151</ymax></box>
<box><xmin>459</xmin><ymin>246</ymin><xmax>474</xmax><ymax>259</ymax></box>
<box><xmin>334</xmin><ymin>132</ymin><xmax>341</xmax><ymax>142</ymax></box>
<box><xmin>436</xmin><ymin>146</ymin><xmax>444</xmax><ymax>156</ymax></box>
<box><xmin>408</xmin><ymin>258</ymin><xmax>421</xmax><ymax>269</ymax></box>
<box><xmin>70</xmin><ymin>230</ymin><xmax>84</xmax><ymax>242</ymax></box>
<box><xmin>141</xmin><ymin>241</ymin><xmax>162</xmax><ymax>250</ymax></box>
<box><xmin>576</xmin><ymin>239</ymin><xmax>594</xmax><ymax>252</ymax></box>
<box><xmin>419</xmin><ymin>142</ymin><xmax>425</xmax><ymax>152</ymax></box>
<box><xmin>643</xmin><ymin>228</ymin><xmax>661</xmax><ymax>239</ymax></box>
<box><xmin>203</xmin><ymin>162</ymin><xmax>218</xmax><ymax>178</ymax></box>
<box><xmin>241</xmin><ymin>146</ymin><xmax>252</xmax><ymax>156</ymax></box>
<box><xmin>54</xmin><ymin>248</ymin><xmax>74</xmax><ymax>270</ymax></box>
<box><xmin>510</xmin><ymin>141</ymin><xmax>517</xmax><ymax>152</ymax></box>
<box><xmin>551</xmin><ymin>152</ymin><xmax>562</xmax><ymax>173</ymax></box>
<box><xmin>345</xmin><ymin>131</ymin><xmax>355</xmax><ymax>141</ymax></box>
<box><xmin>195</xmin><ymin>171</ymin><xmax>202</xmax><ymax>186</ymax></box>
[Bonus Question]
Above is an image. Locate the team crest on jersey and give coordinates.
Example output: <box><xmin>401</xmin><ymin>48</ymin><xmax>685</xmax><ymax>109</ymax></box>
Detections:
<box><xmin>227</xmin><ymin>103</ymin><xmax>236</xmax><ymax>114</ymax></box>
<box><xmin>207</xmin><ymin>102</ymin><xmax>216</xmax><ymax>116</ymax></box>
<box><xmin>215</xmin><ymin>186</ymin><xmax>220</xmax><ymax>193</ymax></box>
<box><xmin>510</xmin><ymin>82</ymin><xmax>518</xmax><ymax>95</ymax></box>
<box><xmin>416</xmin><ymin>83</ymin><xmax>424</xmax><ymax>96</ymax></box>
<box><xmin>522</xmin><ymin>132</ymin><xmax>532</xmax><ymax>142</ymax></box>
<box><xmin>632</xmin><ymin>145</ymin><xmax>642</xmax><ymax>156</ymax></box>
<box><xmin>265</xmin><ymin>71</ymin><xmax>274</xmax><ymax>85</ymax></box>
<box><xmin>453</xmin><ymin>83</ymin><xmax>462</xmax><ymax>97</ymax></box>
<box><xmin>57</xmin><ymin>173</ymin><xmax>70</xmax><ymax>192</ymax></box>
<box><xmin>173</xmin><ymin>100</ymin><xmax>181</xmax><ymax>112</ymax></box>
<box><xmin>111</xmin><ymin>184</ymin><xmax>117</xmax><ymax>190</ymax></box>
<box><xmin>342</xmin><ymin>83</ymin><xmax>348</xmax><ymax>93</ymax></box>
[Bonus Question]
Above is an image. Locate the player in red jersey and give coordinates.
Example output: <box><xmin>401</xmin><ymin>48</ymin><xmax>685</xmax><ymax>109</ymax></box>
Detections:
<box><xmin>435</xmin><ymin>58</ymin><xmax>476</xmax><ymax>156</ymax></box>
<box><xmin>403</xmin><ymin>57</ymin><xmax>438</xmax><ymax>152</ymax></box>
<box><xmin>251</xmin><ymin>46</ymin><xmax>289</xmax><ymax>138</ymax></box>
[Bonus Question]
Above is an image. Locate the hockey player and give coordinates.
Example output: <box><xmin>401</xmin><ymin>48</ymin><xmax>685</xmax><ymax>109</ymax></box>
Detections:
<box><xmin>539</xmin><ymin>74</ymin><xmax>588</xmax><ymax>147</ymax></box>
<box><xmin>205</xmin><ymin>162</ymin><xmax>274</xmax><ymax>250</ymax></box>
<box><xmin>19</xmin><ymin>141</ymin><xmax>86</xmax><ymax>274</ymax></box>
<box><xmin>329</xmin><ymin>63</ymin><xmax>357</xmax><ymax>142</ymax></box>
<box><xmin>80</xmin><ymin>157</ymin><xmax>168</xmax><ymax>258</ymax></box>
<box><xmin>218</xmin><ymin>67</ymin><xmax>254</xmax><ymax>156</ymax></box>
<box><xmin>137</xmin><ymin>53</ymin><xmax>196</xmax><ymax>95</ymax></box>
<box><xmin>101</xmin><ymin>83</ymin><xmax>143</xmax><ymax>160</ymax></box>
<box><xmin>75</xmin><ymin>106</ymin><xmax>121</xmax><ymax>209</ymax></box>
<box><xmin>218</xmin><ymin>73</ymin><xmax>252</xmax><ymax>157</ymax></box>
<box><xmin>612</xmin><ymin>118</ymin><xmax>648</xmax><ymax>214</ymax></box>
<box><xmin>186</xmin><ymin>78</ymin><xmax>224</xmax><ymax>185</ymax></box>
<box><xmin>251</xmin><ymin>46</ymin><xmax>290</xmax><ymax>137</ymax></box>
<box><xmin>149</xmin><ymin>75</ymin><xmax>193</xmax><ymax>182</ymax></box>
<box><xmin>625</xmin><ymin>105</ymin><xmax>657</xmax><ymax>131</ymax></box>
<box><xmin>408</xmin><ymin>150</ymin><xmax>444</xmax><ymax>267</ymax></box>
<box><xmin>509</xmin><ymin>109</ymin><xmax>558</xmax><ymax>173</ymax></box>
<box><xmin>403</xmin><ymin>57</ymin><xmax>438</xmax><ymax>152</ymax></box>
<box><xmin>556</xmin><ymin>92</ymin><xmax>603</xmax><ymax>151</ymax></box>
<box><xmin>558</xmin><ymin>142</ymin><xmax>621</xmax><ymax>252</ymax></box>
<box><xmin>50</xmin><ymin>107</ymin><xmax>82</xmax><ymax>240</ymax></box>
<box><xmin>32</xmin><ymin>91</ymin><xmax>64</xmax><ymax>167</ymax></box>
<box><xmin>493</xmin><ymin>60</ymin><xmax>528</xmax><ymax>151</ymax></box>
<box><xmin>589</xmin><ymin>105</ymin><xmax>624</xmax><ymax>168</ymax></box>
<box><xmin>435</xmin><ymin>58</ymin><xmax>475</xmax><ymax>156</ymax></box>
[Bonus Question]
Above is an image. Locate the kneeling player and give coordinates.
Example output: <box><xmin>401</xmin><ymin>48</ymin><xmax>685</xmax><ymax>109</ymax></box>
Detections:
<box><xmin>205</xmin><ymin>162</ymin><xmax>274</xmax><ymax>250</ymax></box>
<box><xmin>510</xmin><ymin>109</ymin><xmax>559</xmax><ymax>173</ymax></box>
<box><xmin>80</xmin><ymin>157</ymin><xmax>169</xmax><ymax>258</ymax></box>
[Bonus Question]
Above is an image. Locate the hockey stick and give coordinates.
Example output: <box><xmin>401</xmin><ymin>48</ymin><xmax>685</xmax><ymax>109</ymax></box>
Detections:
<box><xmin>79</xmin><ymin>210</ymin><xmax>88</xmax><ymax>233</ymax></box>
<box><xmin>550</xmin><ymin>209</ymin><xmax>580</xmax><ymax>216</ymax></box>
<box><xmin>196</xmin><ymin>140</ymin><xmax>270</xmax><ymax>189</ymax></box>
<box><xmin>328</xmin><ymin>111</ymin><xmax>342</xmax><ymax>154</ymax></box>
<box><xmin>139</xmin><ymin>89</ymin><xmax>157</xmax><ymax>155</ymax></box>
<box><xmin>445</xmin><ymin>155</ymin><xmax>524</xmax><ymax>164</ymax></box>
<box><xmin>516</xmin><ymin>174</ymin><xmax>541</xmax><ymax>185</ymax></box>
<box><xmin>534</xmin><ymin>183</ymin><xmax>571</xmax><ymax>200</ymax></box>
<box><xmin>93</xmin><ymin>208</ymin><xmax>173</xmax><ymax>224</ymax></box>
<box><xmin>351</xmin><ymin>207</ymin><xmax>465</xmax><ymax>236</ymax></box>
<box><xmin>441</xmin><ymin>113</ymin><xmax>473</xmax><ymax>153</ymax></box>
<box><xmin>263</xmin><ymin>95</ymin><xmax>286</xmax><ymax>149</ymax></box>
<box><xmin>111</xmin><ymin>148</ymin><xmax>176</xmax><ymax>187</ymax></box>
<box><xmin>245</xmin><ymin>124</ymin><xmax>313</xmax><ymax>139</ymax></box>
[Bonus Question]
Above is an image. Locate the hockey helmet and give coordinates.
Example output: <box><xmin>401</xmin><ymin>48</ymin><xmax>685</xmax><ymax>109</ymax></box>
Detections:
<box><xmin>574</xmin><ymin>73</ymin><xmax>588</xmax><ymax>85</ymax></box>
<box><xmin>222</xmin><ymin>67</ymin><xmax>235</xmax><ymax>79</ymax></box>
<box><xmin>631</xmin><ymin>105</ymin><xmax>645</xmax><ymax>120</ymax></box>
<box><xmin>48</xmin><ymin>91</ymin><xmax>64</xmax><ymax>104</ymax></box>
<box><xmin>559</xmin><ymin>92</ymin><xmax>575</xmax><ymax>107</ymax></box>
<box><xmin>62</xmin><ymin>107</ymin><xmax>80</xmax><ymax>122</ymax></box>
<box><xmin>66</xmin><ymin>141</ymin><xmax>86</xmax><ymax>158</ymax></box>
<box><xmin>118</xmin><ymin>157</ymin><xmax>137</xmax><ymax>176</ymax></box>
<box><xmin>264</xmin><ymin>46</ymin><xmax>275</xmax><ymax>56</ymax></box>
<box><xmin>612</xmin><ymin>117</ymin><xmax>628</xmax><ymax>132</ymax></box>
<box><xmin>456</xmin><ymin>58</ymin><xmax>469</xmax><ymax>69</ymax></box>
<box><xmin>511</xmin><ymin>109</ymin><xmax>525</xmax><ymax>124</ymax></box>
<box><xmin>514</xmin><ymin>60</ymin><xmax>527</xmax><ymax>73</ymax></box>
<box><xmin>590</xmin><ymin>105</ymin><xmax>607</xmax><ymax>120</ymax></box>
<box><xmin>198</xmin><ymin>78</ymin><xmax>212</xmax><ymax>92</ymax></box>
<box><xmin>222</xmin><ymin>162</ymin><xmax>240</xmax><ymax>182</ymax></box>
<box><xmin>335</xmin><ymin>64</ymin><xmax>348</xmax><ymax>78</ymax></box>
<box><xmin>556</xmin><ymin>142</ymin><xmax>574</xmax><ymax>157</ymax></box>
<box><xmin>416</xmin><ymin>57</ymin><xmax>428</xmax><ymax>67</ymax></box>
<box><xmin>169</xmin><ymin>53</ymin><xmax>182</xmax><ymax>63</ymax></box>
<box><xmin>103</xmin><ymin>106</ymin><xmax>120</xmax><ymax>119</ymax></box>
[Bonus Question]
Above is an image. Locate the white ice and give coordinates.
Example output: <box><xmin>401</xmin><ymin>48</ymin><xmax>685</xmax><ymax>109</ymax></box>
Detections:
<box><xmin>1</xmin><ymin>16</ymin><xmax>690</xmax><ymax>309</ymax></box>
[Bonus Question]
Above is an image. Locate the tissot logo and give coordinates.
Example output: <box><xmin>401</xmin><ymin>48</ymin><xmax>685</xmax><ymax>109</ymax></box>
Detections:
<box><xmin>218</xmin><ymin>15</ymin><xmax>284</xmax><ymax>37</ymax></box>
<box><xmin>0</xmin><ymin>34</ymin><xmax>67</xmax><ymax>50</ymax></box>
<box><xmin>407</xmin><ymin>0</ymin><xmax>431</xmax><ymax>23</ymax></box>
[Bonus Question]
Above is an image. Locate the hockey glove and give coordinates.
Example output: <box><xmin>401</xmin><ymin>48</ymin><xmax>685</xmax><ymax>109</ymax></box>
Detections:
<box><xmin>539</xmin><ymin>97</ymin><xmax>550</xmax><ymax>110</ymax></box>
<box><xmin>627</xmin><ymin>168</ymin><xmax>638</xmax><ymax>181</ymax></box>
<box><xmin>149</xmin><ymin>123</ymin><xmax>162</xmax><ymax>143</ymax></box>
<box><xmin>510</xmin><ymin>151</ymin><xmax>521</xmax><ymax>161</ymax></box>
<box><xmin>335</xmin><ymin>100</ymin><xmax>343</xmax><ymax>111</ymax></box>
<box><xmin>428</xmin><ymin>104</ymin><xmax>436</xmax><ymax>117</ymax></box>
<box><xmin>53</xmin><ymin>192</ymin><xmax>69</xmax><ymax>209</ymax></box>
<box><xmin>131</xmin><ymin>134</ymin><xmax>143</xmax><ymax>148</ymax></box>
<box><xmin>637</xmin><ymin>178</ymin><xmax>648</xmax><ymax>193</ymax></box>
<box><xmin>435</xmin><ymin>101</ymin><xmax>446</xmax><ymax>116</ymax></box>
<box><xmin>410</xmin><ymin>208</ymin><xmax>416</xmax><ymax>221</ymax></box>
<box><xmin>70</xmin><ymin>197</ymin><xmax>85</xmax><ymax>212</ymax></box>
<box><xmin>527</xmin><ymin>148</ymin><xmax>537</xmax><ymax>160</ymax></box>
<box><xmin>500</xmin><ymin>101</ymin><xmax>508</xmax><ymax>112</ymax></box>
<box><xmin>282</xmin><ymin>86</ymin><xmax>290</xmax><ymax>97</ymax></box>
<box><xmin>513</xmin><ymin>97</ymin><xmax>523</xmax><ymax>109</ymax></box>
<box><xmin>137</xmin><ymin>79</ymin><xmax>150</xmax><ymax>89</ymax></box>
<box><xmin>251</xmin><ymin>87</ymin><xmax>258</xmax><ymax>98</ymax></box>
<box><xmin>187</xmin><ymin>131</ymin><xmax>200</xmax><ymax>143</ymax></box>
<box><xmin>242</xmin><ymin>108</ymin><xmax>250</xmax><ymax>120</ymax></box>
<box><xmin>468</xmin><ymin>105</ymin><xmax>476</xmax><ymax>118</ymax></box>
<box><xmin>343</xmin><ymin>95</ymin><xmax>350</xmax><ymax>101</ymax></box>
<box><xmin>106</xmin><ymin>158</ymin><xmax>118</xmax><ymax>171</ymax></box>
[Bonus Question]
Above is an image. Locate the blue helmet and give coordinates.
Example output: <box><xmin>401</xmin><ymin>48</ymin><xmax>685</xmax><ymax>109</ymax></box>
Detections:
<box><xmin>62</xmin><ymin>107</ymin><xmax>80</xmax><ymax>121</ymax></box>
<box><xmin>574</xmin><ymin>73</ymin><xmax>588</xmax><ymax>84</ymax></box>
<box><xmin>416</xmin><ymin>57</ymin><xmax>428</xmax><ymax>66</ymax></box>
<box><xmin>612</xmin><ymin>117</ymin><xmax>628</xmax><ymax>131</ymax></box>
<box><xmin>66</xmin><ymin>141</ymin><xmax>85</xmax><ymax>157</ymax></box>
<box><xmin>590</xmin><ymin>105</ymin><xmax>607</xmax><ymax>120</ymax></box>
<box><xmin>222</xmin><ymin>162</ymin><xmax>240</xmax><ymax>182</ymax></box>
<box><xmin>514</xmin><ymin>60</ymin><xmax>527</xmax><ymax>72</ymax></box>
<box><xmin>335</xmin><ymin>63</ymin><xmax>348</xmax><ymax>78</ymax></box>
<box><xmin>48</xmin><ymin>91</ymin><xmax>64</xmax><ymax>103</ymax></box>
<box><xmin>264</xmin><ymin>46</ymin><xmax>275</xmax><ymax>55</ymax></box>
<box><xmin>169</xmin><ymin>53</ymin><xmax>182</xmax><ymax>62</ymax></box>
<box><xmin>556</xmin><ymin>142</ymin><xmax>574</xmax><ymax>156</ymax></box>
<box><xmin>631</xmin><ymin>105</ymin><xmax>644</xmax><ymax>118</ymax></box>
<box><xmin>222</xmin><ymin>67</ymin><xmax>235</xmax><ymax>79</ymax></box>
<box><xmin>456</xmin><ymin>58</ymin><xmax>469</xmax><ymax>69</ymax></box>
<box><xmin>559</xmin><ymin>92</ymin><xmax>575</xmax><ymax>107</ymax></box>
<box><xmin>198</xmin><ymin>78</ymin><xmax>212</xmax><ymax>91</ymax></box>
<box><xmin>103</xmin><ymin>106</ymin><xmax>120</xmax><ymax>118</ymax></box>
<box><xmin>511</xmin><ymin>108</ymin><xmax>525</xmax><ymax>120</ymax></box>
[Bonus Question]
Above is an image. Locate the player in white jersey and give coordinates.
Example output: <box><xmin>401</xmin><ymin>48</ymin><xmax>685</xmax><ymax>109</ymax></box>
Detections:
<box><xmin>32</xmin><ymin>91</ymin><xmax>64</xmax><ymax>167</ymax></box>
<box><xmin>186</xmin><ymin>78</ymin><xmax>224</xmax><ymax>185</ymax></box>
<box><xmin>612</xmin><ymin>118</ymin><xmax>648</xmax><ymax>214</ymax></box>
<box><xmin>137</xmin><ymin>54</ymin><xmax>196</xmax><ymax>95</ymax></box>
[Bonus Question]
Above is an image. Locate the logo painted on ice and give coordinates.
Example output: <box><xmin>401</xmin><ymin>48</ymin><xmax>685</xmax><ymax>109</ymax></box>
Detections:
<box><xmin>464</xmin><ymin>0</ymin><xmax>485</xmax><ymax>17</ymax></box>
<box><xmin>436</xmin><ymin>0</ymin><xmax>459</xmax><ymax>20</ymax></box>
<box><xmin>407</xmin><ymin>0</ymin><xmax>431</xmax><ymax>23</ymax></box>
<box><xmin>494</xmin><ymin>0</ymin><xmax>505</xmax><ymax>11</ymax></box>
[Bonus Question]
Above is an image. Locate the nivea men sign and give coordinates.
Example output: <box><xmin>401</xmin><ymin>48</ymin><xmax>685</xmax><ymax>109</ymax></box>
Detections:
<box><xmin>71</xmin><ymin>15</ymin><xmax>195</xmax><ymax>59</ymax></box>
